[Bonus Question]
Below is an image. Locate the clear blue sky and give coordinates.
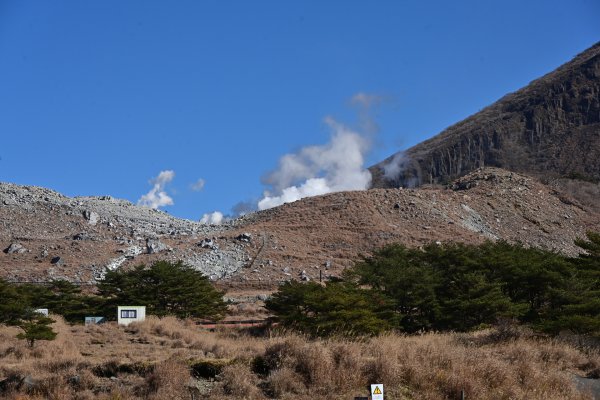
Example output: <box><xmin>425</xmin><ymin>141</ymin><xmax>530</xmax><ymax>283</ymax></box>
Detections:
<box><xmin>1</xmin><ymin>1</ymin><xmax>598</xmax><ymax>220</ymax></box>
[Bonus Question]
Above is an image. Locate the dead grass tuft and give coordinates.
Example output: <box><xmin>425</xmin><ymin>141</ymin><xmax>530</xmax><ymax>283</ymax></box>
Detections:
<box><xmin>266</xmin><ymin>366</ymin><xmax>306</xmax><ymax>398</ymax></box>
<box><xmin>212</xmin><ymin>363</ymin><xmax>263</xmax><ymax>399</ymax></box>
<box><xmin>143</xmin><ymin>358</ymin><xmax>190</xmax><ymax>400</ymax></box>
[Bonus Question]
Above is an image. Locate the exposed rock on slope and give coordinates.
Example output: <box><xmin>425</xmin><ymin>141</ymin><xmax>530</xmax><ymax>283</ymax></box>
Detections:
<box><xmin>0</xmin><ymin>182</ymin><xmax>243</xmax><ymax>282</ymax></box>
<box><xmin>1</xmin><ymin>168</ymin><xmax>599</xmax><ymax>285</ymax></box>
<box><xmin>370</xmin><ymin>42</ymin><xmax>600</xmax><ymax>189</ymax></box>
<box><xmin>232</xmin><ymin>167</ymin><xmax>599</xmax><ymax>283</ymax></box>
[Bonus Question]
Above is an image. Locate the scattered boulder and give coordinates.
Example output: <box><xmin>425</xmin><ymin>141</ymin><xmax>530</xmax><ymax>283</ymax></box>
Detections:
<box><xmin>4</xmin><ymin>243</ymin><xmax>26</xmax><ymax>254</ymax></box>
<box><xmin>257</xmin><ymin>293</ymin><xmax>270</xmax><ymax>301</ymax></box>
<box><xmin>73</xmin><ymin>232</ymin><xmax>92</xmax><ymax>241</ymax></box>
<box><xmin>22</xmin><ymin>375</ymin><xmax>40</xmax><ymax>393</ymax></box>
<box><xmin>324</xmin><ymin>260</ymin><xmax>332</xmax><ymax>269</ymax></box>
<box><xmin>394</xmin><ymin>203</ymin><xmax>401</xmax><ymax>209</ymax></box>
<box><xmin>300</xmin><ymin>270</ymin><xmax>310</xmax><ymax>281</ymax></box>
<box><xmin>146</xmin><ymin>238</ymin><xmax>168</xmax><ymax>254</ymax></box>
<box><xmin>452</xmin><ymin>180</ymin><xmax>478</xmax><ymax>191</ymax></box>
<box><xmin>235</xmin><ymin>233</ymin><xmax>252</xmax><ymax>242</ymax></box>
<box><xmin>83</xmin><ymin>210</ymin><xmax>99</xmax><ymax>225</ymax></box>
<box><xmin>199</xmin><ymin>238</ymin><xmax>218</xmax><ymax>250</ymax></box>
<box><xmin>51</xmin><ymin>256</ymin><xmax>64</xmax><ymax>266</ymax></box>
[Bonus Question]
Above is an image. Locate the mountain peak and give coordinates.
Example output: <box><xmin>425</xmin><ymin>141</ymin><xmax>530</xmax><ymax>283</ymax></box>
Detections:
<box><xmin>370</xmin><ymin>41</ymin><xmax>600</xmax><ymax>193</ymax></box>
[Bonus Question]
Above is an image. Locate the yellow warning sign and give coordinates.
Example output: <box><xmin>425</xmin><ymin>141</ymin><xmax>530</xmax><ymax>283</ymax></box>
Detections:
<box><xmin>371</xmin><ymin>383</ymin><xmax>384</xmax><ymax>400</ymax></box>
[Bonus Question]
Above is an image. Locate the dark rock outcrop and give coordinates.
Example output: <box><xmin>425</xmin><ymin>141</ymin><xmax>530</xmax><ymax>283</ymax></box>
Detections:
<box><xmin>370</xmin><ymin>42</ymin><xmax>600</xmax><ymax>189</ymax></box>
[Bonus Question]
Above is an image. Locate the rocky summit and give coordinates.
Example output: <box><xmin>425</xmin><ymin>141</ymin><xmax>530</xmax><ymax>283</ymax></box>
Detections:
<box><xmin>1</xmin><ymin>167</ymin><xmax>599</xmax><ymax>287</ymax></box>
<box><xmin>370</xmin><ymin>42</ymin><xmax>600</xmax><ymax>199</ymax></box>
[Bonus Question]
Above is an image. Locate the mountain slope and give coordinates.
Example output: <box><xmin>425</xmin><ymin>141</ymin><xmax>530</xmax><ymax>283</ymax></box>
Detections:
<box><xmin>370</xmin><ymin>42</ymin><xmax>600</xmax><ymax>189</ymax></box>
<box><xmin>2</xmin><ymin>168</ymin><xmax>599</xmax><ymax>285</ymax></box>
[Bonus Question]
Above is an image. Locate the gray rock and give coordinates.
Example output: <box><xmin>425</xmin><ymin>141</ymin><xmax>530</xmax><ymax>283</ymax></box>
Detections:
<box><xmin>324</xmin><ymin>260</ymin><xmax>332</xmax><ymax>269</ymax></box>
<box><xmin>22</xmin><ymin>375</ymin><xmax>39</xmax><ymax>392</ymax></box>
<box><xmin>51</xmin><ymin>256</ymin><xmax>63</xmax><ymax>266</ymax></box>
<box><xmin>300</xmin><ymin>270</ymin><xmax>310</xmax><ymax>281</ymax></box>
<box><xmin>572</xmin><ymin>374</ymin><xmax>600</xmax><ymax>399</ymax></box>
<box><xmin>257</xmin><ymin>294</ymin><xmax>270</xmax><ymax>301</ymax></box>
<box><xmin>199</xmin><ymin>238</ymin><xmax>218</xmax><ymax>250</ymax></box>
<box><xmin>146</xmin><ymin>238</ymin><xmax>168</xmax><ymax>254</ymax></box>
<box><xmin>4</xmin><ymin>243</ymin><xmax>26</xmax><ymax>254</ymax></box>
<box><xmin>83</xmin><ymin>210</ymin><xmax>99</xmax><ymax>225</ymax></box>
<box><xmin>73</xmin><ymin>232</ymin><xmax>92</xmax><ymax>241</ymax></box>
<box><xmin>235</xmin><ymin>233</ymin><xmax>252</xmax><ymax>242</ymax></box>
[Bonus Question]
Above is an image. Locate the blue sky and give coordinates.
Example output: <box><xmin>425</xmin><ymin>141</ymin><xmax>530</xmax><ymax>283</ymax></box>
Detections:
<box><xmin>1</xmin><ymin>1</ymin><xmax>598</xmax><ymax>220</ymax></box>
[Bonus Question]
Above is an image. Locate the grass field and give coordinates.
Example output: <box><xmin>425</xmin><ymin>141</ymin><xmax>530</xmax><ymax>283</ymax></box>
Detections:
<box><xmin>0</xmin><ymin>315</ymin><xmax>599</xmax><ymax>399</ymax></box>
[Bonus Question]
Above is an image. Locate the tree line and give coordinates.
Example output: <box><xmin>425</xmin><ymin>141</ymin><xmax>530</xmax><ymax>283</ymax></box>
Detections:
<box><xmin>266</xmin><ymin>232</ymin><xmax>600</xmax><ymax>337</ymax></box>
<box><xmin>1</xmin><ymin>233</ymin><xmax>599</xmax><ymax>344</ymax></box>
<box><xmin>0</xmin><ymin>261</ymin><xmax>227</xmax><ymax>346</ymax></box>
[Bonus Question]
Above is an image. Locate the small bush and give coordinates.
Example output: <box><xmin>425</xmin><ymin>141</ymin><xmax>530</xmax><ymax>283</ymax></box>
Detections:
<box><xmin>217</xmin><ymin>364</ymin><xmax>263</xmax><ymax>399</ymax></box>
<box><xmin>266</xmin><ymin>367</ymin><xmax>306</xmax><ymax>398</ymax></box>
<box><xmin>144</xmin><ymin>359</ymin><xmax>190</xmax><ymax>399</ymax></box>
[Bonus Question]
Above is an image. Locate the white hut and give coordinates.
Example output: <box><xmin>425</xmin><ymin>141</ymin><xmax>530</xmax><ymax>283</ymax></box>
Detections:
<box><xmin>117</xmin><ymin>306</ymin><xmax>146</xmax><ymax>325</ymax></box>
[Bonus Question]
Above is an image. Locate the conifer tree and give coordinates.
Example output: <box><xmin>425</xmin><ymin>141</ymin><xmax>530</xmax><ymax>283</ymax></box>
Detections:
<box><xmin>16</xmin><ymin>311</ymin><xmax>57</xmax><ymax>347</ymax></box>
<box><xmin>98</xmin><ymin>260</ymin><xmax>227</xmax><ymax>320</ymax></box>
<box><xmin>266</xmin><ymin>281</ymin><xmax>397</xmax><ymax>336</ymax></box>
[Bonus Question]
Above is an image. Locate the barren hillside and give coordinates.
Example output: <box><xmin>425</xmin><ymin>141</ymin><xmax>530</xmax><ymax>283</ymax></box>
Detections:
<box><xmin>2</xmin><ymin>168</ymin><xmax>599</xmax><ymax>288</ymax></box>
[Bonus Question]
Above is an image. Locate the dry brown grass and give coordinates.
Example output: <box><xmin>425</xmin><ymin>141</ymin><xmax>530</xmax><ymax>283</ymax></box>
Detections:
<box><xmin>209</xmin><ymin>363</ymin><xmax>264</xmax><ymax>399</ymax></box>
<box><xmin>143</xmin><ymin>358</ymin><xmax>190</xmax><ymax>400</ymax></box>
<box><xmin>0</xmin><ymin>316</ymin><xmax>598</xmax><ymax>399</ymax></box>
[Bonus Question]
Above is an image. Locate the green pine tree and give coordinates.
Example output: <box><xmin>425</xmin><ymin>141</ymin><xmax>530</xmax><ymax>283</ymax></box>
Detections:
<box><xmin>0</xmin><ymin>278</ymin><xmax>28</xmax><ymax>325</ymax></box>
<box><xmin>266</xmin><ymin>281</ymin><xmax>397</xmax><ymax>337</ymax></box>
<box><xmin>97</xmin><ymin>260</ymin><xmax>227</xmax><ymax>320</ymax></box>
<box><xmin>541</xmin><ymin>232</ymin><xmax>600</xmax><ymax>335</ymax></box>
<box><xmin>16</xmin><ymin>311</ymin><xmax>57</xmax><ymax>347</ymax></box>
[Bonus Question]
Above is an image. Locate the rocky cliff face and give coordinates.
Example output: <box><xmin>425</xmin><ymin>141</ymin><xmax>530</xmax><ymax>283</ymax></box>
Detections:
<box><xmin>370</xmin><ymin>42</ymin><xmax>600</xmax><ymax>189</ymax></box>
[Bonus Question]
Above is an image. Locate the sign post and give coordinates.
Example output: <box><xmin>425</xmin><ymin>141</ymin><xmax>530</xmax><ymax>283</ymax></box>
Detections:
<box><xmin>371</xmin><ymin>384</ymin><xmax>384</xmax><ymax>400</ymax></box>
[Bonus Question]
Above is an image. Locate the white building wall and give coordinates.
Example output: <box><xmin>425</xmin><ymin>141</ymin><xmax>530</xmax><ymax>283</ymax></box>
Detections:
<box><xmin>117</xmin><ymin>306</ymin><xmax>146</xmax><ymax>325</ymax></box>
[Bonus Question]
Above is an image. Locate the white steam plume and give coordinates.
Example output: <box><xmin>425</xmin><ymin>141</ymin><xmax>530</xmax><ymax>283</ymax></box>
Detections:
<box><xmin>382</xmin><ymin>152</ymin><xmax>406</xmax><ymax>180</ymax></box>
<box><xmin>137</xmin><ymin>170</ymin><xmax>175</xmax><ymax>209</ymax></box>
<box><xmin>351</xmin><ymin>92</ymin><xmax>383</xmax><ymax>135</ymax></box>
<box><xmin>200</xmin><ymin>211</ymin><xmax>225</xmax><ymax>225</ymax></box>
<box><xmin>200</xmin><ymin>93</ymin><xmax>381</xmax><ymax>218</ymax></box>
<box><xmin>258</xmin><ymin>117</ymin><xmax>372</xmax><ymax>210</ymax></box>
<box><xmin>382</xmin><ymin>152</ymin><xmax>420</xmax><ymax>188</ymax></box>
<box><xmin>190</xmin><ymin>178</ymin><xmax>205</xmax><ymax>191</ymax></box>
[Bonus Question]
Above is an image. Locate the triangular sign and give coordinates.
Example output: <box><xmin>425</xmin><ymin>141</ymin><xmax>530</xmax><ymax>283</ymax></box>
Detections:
<box><xmin>373</xmin><ymin>386</ymin><xmax>382</xmax><ymax>395</ymax></box>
